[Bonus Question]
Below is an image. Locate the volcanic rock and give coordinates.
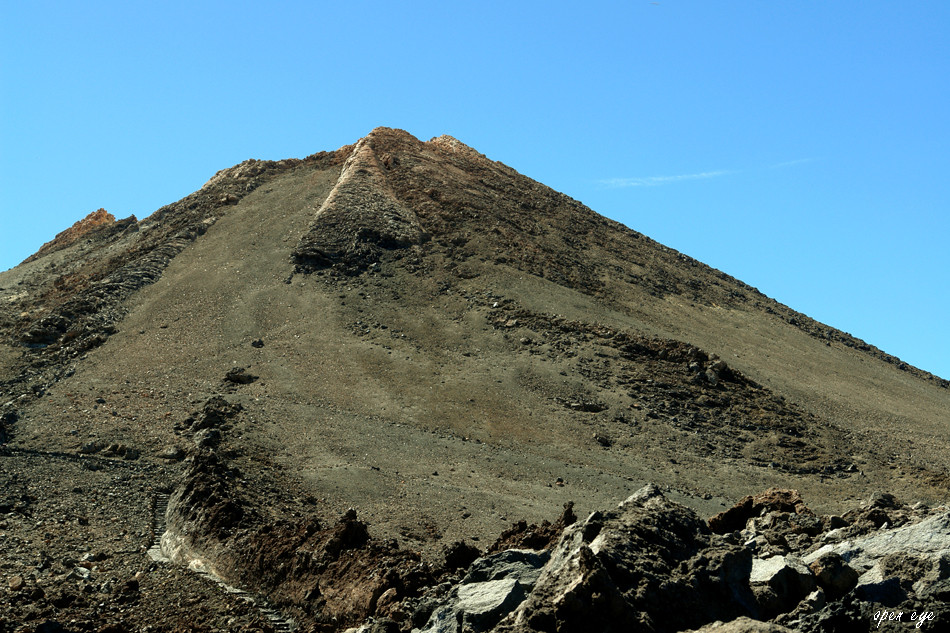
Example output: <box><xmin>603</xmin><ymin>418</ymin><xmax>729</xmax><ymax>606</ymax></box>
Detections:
<box><xmin>26</xmin><ymin>208</ymin><xmax>121</xmax><ymax>262</ymax></box>
<box><xmin>294</xmin><ymin>133</ymin><xmax>428</xmax><ymax>272</ymax></box>
<box><xmin>224</xmin><ymin>366</ymin><xmax>258</xmax><ymax>384</ymax></box>
<box><xmin>685</xmin><ymin>618</ymin><xmax>795</xmax><ymax>633</ymax></box>
<box><xmin>803</xmin><ymin>509</ymin><xmax>950</xmax><ymax>576</ymax></box>
<box><xmin>748</xmin><ymin>555</ymin><xmax>816</xmax><ymax>618</ymax></box>
<box><xmin>807</xmin><ymin>552</ymin><xmax>858</xmax><ymax>599</ymax></box>
<box><xmin>416</xmin><ymin>550</ymin><xmax>549</xmax><ymax>633</ymax></box>
<box><xmin>709</xmin><ymin>489</ymin><xmax>814</xmax><ymax>535</ymax></box>
<box><xmin>493</xmin><ymin>484</ymin><xmax>757</xmax><ymax>633</ymax></box>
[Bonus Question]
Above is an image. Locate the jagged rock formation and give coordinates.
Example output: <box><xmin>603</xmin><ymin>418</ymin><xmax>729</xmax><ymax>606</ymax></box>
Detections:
<box><xmin>25</xmin><ymin>208</ymin><xmax>130</xmax><ymax>263</ymax></box>
<box><xmin>490</xmin><ymin>484</ymin><xmax>756</xmax><ymax>633</ymax></box>
<box><xmin>293</xmin><ymin>135</ymin><xmax>428</xmax><ymax>271</ymax></box>
<box><xmin>400</xmin><ymin>486</ymin><xmax>949</xmax><ymax>633</ymax></box>
<box><xmin>160</xmin><ymin>449</ymin><xmax>439</xmax><ymax>631</ymax></box>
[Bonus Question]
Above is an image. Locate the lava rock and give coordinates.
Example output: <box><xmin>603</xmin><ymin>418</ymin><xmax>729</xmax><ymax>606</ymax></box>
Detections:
<box><xmin>417</xmin><ymin>549</ymin><xmax>549</xmax><ymax>633</ymax></box>
<box><xmin>224</xmin><ymin>367</ymin><xmax>258</xmax><ymax>385</ymax></box>
<box><xmin>710</xmin><ymin>489</ymin><xmax>813</xmax><ymax>535</ymax></box>
<box><xmin>442</xmin><ymin>540</ymin><xmax>481</xmax><ymax>572</ymax></box>
<box><xmin>807</xmin><ymin>552</ymin><xmax>858</xmax><ymax>599</ymax></box>
<box><xmin>493</xmin><ymin>484</ymin><xmax>758</xmax><ymax>633</ymax></box>
<box><xmin>193</xmin><ymin>428</ymin><xmax>221</xmax><ymax>448</ymax></box>
<box><xmin>157</xmin><ymin>445</ymin><xmax>185</xmax><ymax>461</ymax></box>
<box><xmin>78</xmin><ymin>440</ymin><xmax>108</xmax><ymax>454</ymax></box>
<box><xmin>191</xmin><ymin>395</ymin><xmax>242</xmax><ymax>430</ymax></box>
<box><xmin>749</xmin><ymin>555</ymin><xmax>816</xmax><ymax>618</ymax></box>
<box><xmin>685</xmin><ymin>617</ymin><xmax>795</xmax><ymax>632</ymax></box>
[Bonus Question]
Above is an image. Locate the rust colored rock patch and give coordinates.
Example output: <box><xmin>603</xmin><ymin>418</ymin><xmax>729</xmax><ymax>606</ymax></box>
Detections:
<box><xmin>709</xmin><ymin>489</ymin><xmax>814</xmax><ymax>535</ymax></box>
<box><xmin>27</xmin><ymin>208</ymin><xmax>121</xmax><ymax>262</ymax></box>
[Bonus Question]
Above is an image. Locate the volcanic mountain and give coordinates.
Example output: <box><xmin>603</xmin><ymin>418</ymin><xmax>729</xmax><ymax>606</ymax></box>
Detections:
<box><xmin>1</xmin><ymin>127</ymin><xmax>947</xmax><ymax>631</ymax></box>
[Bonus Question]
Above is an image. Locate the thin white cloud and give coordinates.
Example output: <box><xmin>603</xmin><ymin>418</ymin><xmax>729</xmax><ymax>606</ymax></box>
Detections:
<box><xmin>768</xmin><ymin>157</ymin><xmax>819</xmax><ymax>169</ymax></box>
<box><xmin>601</xmin><ymin>157</ymin><xmax>820</xmax><ymax>188</ymax></box>
<box><xmin>600</xmin><ymin>169</ymin><xmax>735</xmax><ymax>188</ymax></box>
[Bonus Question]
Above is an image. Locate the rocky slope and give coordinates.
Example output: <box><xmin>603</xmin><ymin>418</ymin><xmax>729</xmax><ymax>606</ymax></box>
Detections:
<box><xmin>1</xmin><ymin>127</ymin><xmax>948</xmax><ymax>631</ymax></box>
<box><xmin>406</xmin><ymin>485</ymin><xmax>950</xmax><ymax>633</ymax></box>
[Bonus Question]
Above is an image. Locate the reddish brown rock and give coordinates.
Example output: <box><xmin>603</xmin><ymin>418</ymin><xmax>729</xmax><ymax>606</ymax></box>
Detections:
<box><xmin>27</xmin><ymin>208</ymin><xmax>122</xmax><ymax>262</ymax></box>
<box><xmin>709</xmin><ymin>489</ymin><xmax>814</xmax><ymax>535</ymax></box>
<box><xmin>808</xmin><ymin>552</ymin><xmax>859</xmax><ymax>599</ymax></box>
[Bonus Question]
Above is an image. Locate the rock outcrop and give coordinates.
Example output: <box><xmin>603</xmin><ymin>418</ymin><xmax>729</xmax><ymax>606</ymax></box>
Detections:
<box><xmin>414</xmin><ymin>549</ymin><xmax>550</xmax><ymax>633</ymax></box>
<box><xmin>160</xmin><ymin>449</ymin><xmax>440</xmax><ymax>631</ymax></box>
<box><xmin>293</xmin><ymin>129</ymin><xmax>428</xmax><ymax>272</ymax></box>
<box><xmin>25</xmin><ymin>208</ymin><xmax>127</xmax><ymax>263</ymax></box>
<box><xmin>355</xmin><ymin>486</ymin><xmax>950</xmax><ymax>633</ymax></box>
<box><xmin>491</xmin><ymin>484</ymin><xmax>756</xmax><ymax>633</ymax></box>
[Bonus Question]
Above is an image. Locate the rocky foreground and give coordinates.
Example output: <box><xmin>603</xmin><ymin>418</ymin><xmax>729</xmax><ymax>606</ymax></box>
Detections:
<box><xmin>137</xmin><ymin>448</ymin><xmax>950</xmax><ymax>631</ymax></box>
<box><xmin>399</xmin><ymin>485</ymin><xmax>950</xmax><ymax>633</ymax></box>
<box><xmin>3</xmin><ymin>442</ymin><xmax>949</xmax><ymax>632</ymax></box>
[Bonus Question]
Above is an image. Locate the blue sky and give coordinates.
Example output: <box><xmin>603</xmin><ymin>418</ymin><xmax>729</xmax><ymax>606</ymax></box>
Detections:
<box><xmin>1</xmin><ymin>1</ymin><xmax>948</xmax><ymax>380</ymax></box>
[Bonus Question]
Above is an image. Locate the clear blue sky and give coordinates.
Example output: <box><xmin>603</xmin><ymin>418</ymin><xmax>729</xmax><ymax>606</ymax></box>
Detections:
<box><xmin>2</xmin><ymin>1</ymin><xmax>948</xmax><ymax>380</ymax></box>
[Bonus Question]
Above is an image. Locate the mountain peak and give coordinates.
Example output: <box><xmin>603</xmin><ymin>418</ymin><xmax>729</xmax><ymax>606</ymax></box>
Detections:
<box><xmin>292</xmin><ymin>129</ymin><xmax>429</xmax><ymax>271</ymax></box>
<box><xmin>364</xmin><ymin>125</ymin><xmax>419</xmax><ymax>141</ymax></box>
<box><xmin>426</xmin><ymin>133</ymin><xmax>485</xmax><ymax>159</ymax></box>
<box><xmin>25</xmin><ymin>208</ymin><xmax>136</xmax><ymax>263</ymax></box>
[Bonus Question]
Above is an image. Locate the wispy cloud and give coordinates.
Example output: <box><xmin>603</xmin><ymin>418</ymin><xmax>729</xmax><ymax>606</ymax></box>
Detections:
<box><xmin>601</xmin><ymin>157</ymin><xmax>820</xmax><ymax>188</ymax></box>
<box><xmin>600</xmin><ymin>169</ymin><xmax>735</xmax><ymax>188</ymax></box>
<box><xmin>768</xmin><ymin>157</ymin><xmax>819</xmax><ymax>169</ymax></box>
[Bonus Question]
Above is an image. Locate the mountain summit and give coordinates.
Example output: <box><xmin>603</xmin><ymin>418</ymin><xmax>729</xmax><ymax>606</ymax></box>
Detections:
<box><xmin>1</xmin><ymin>128</ymin><xmax>947</xmax><ymax>630</ymax></box>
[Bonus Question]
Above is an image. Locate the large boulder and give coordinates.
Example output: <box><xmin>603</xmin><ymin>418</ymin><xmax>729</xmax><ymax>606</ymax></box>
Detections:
<box><xmin>493</xmin><ymin>484</ymin><xmax>757</xmax><ymax>633</ymax></box>
<box><xmin>804</xmin><ymin>510</ymin><xmax>950</xmax><ymax>601</ymax></box>
<box><xmin>807</xmin><ymin>552</ymin><xmax>858</xmax><ymax>599</ymax></box>
<box><xmin>709</xmin><ymin>489</ymin><xmax>813</xmax><ymax>535</ymax></box>
<box><xmin>414</xmin><ymin>549</ymin><xmax>549</xmax><ymax>633</ymax></box>
<box><xmin>749</xmin><ymin>555</ymin><xmax>816</xmax><ymax>617</ymax></box>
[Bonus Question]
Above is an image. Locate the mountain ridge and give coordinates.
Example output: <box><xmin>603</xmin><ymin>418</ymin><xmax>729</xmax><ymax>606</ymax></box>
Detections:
<box><xmin>4</xmin><ymin>127</ymin><xmax>945</xmax><ymax>387</ymax></box>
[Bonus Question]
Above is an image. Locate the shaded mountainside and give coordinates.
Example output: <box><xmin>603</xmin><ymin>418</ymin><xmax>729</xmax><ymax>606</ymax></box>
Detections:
<box><xmin>0</xmin><ymin>127</ymin><xmax>948</xmax><ymax>631</ymax></box>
